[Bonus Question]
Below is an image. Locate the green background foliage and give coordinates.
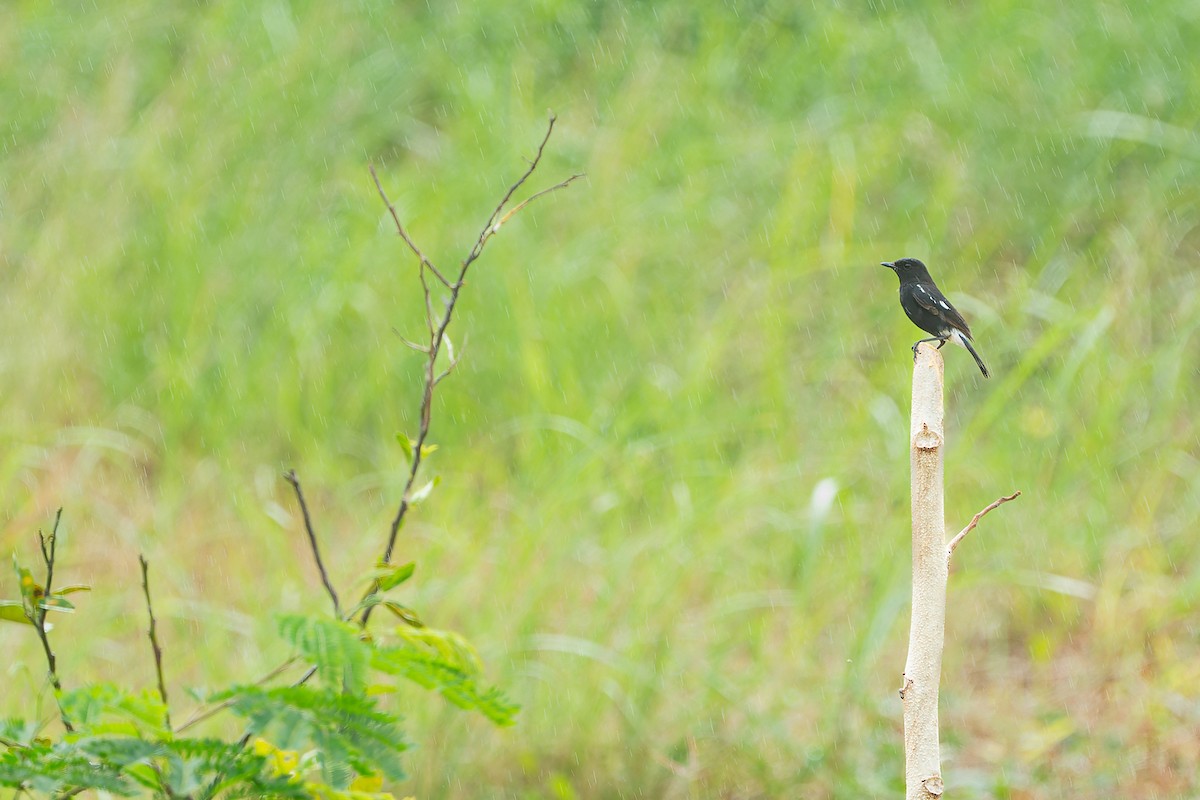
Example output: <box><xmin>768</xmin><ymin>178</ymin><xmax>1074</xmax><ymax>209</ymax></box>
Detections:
<box><xmin>2</xmin><ymin>1</ymin><xmax>1199</xmax><ymax>797</ymax></box>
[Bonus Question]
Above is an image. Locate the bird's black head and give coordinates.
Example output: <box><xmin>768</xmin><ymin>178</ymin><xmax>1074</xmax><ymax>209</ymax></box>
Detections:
<box><xmin>881</xmin><ymin>257</ymin><xmax>932</xmax><ymax>284</ymax></box>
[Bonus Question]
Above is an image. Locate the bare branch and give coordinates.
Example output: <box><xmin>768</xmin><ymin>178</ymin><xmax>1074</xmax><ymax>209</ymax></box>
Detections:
<box><xmin>418</xmin><ymin>262</ymin><xmax>436</xmax><ymax>337</ymax></box>
<box><xmin>464</xmin><ymin>113</ymin><xmax>572</xmax><ymax>270</ymax></box>
<box><xmin>947</xmin><ymin>491</ymin><xmax>1022</xmax><ymax>559</ymax></box>
<box><xmin>138</xmin><ymin>555</ymin><xmax>172</xmax><ymax>729</ymax></box>
<box><xmin>66</xmin><ymin>113</ymin><xmax>576</xmax><ymax>800</ymax></box>
<box><xmin>369</xmin><ymin>164</ymin><xmax>453</xmax><ymax>289</ymax></box>
<box><xmin>361</xmin><ymin>113</ymin><xmax>578</xmax><ymax>626</ymax></box>
<box><xmin>433</xmin><ymin>333</ymin><xmax>466</xmax><ymax>386</ymax></box>
<box><xmin>284</xmin><ymin>470</ymin><xmax>342</xmax><ymax>618</ymax></box>
<box><xmin>174</xmin><ymin>657</ymin><xmax>299</xmax><ymax>733</ymax></box>
<box><xmin>396</xmin><ymin>332</ymin><xmax>430</xmax><ymax>353</ymax></box>
<box><xmin>491</xmin><ymin>172</ymin><xmax>586</xmax><ymax>233</ymax></box>
<box><xmin>29</xmin><ymin>509</ymin><xmax>73</xmax><ymax>732</ymax></box>
<box><xmin>37</xmin><ymin>511</ymin><xmax>60</xmax><ymax>602</ymax></box>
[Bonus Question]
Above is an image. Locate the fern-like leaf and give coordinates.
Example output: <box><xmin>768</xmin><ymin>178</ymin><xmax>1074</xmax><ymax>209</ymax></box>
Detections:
<box><xmin>0</xmin><ymin>738</ymin><xmax>136</xmax><ymax>795</ymax></box>
<box><xmin>157</xmin><ymin>737</ymin><xmax>313</xmax><ymax>799</ymax></box>
<box><xmin>278</xmin><ymin>615</ymin><xmax>370</xmax><ymax>693</ymax></box>
<box><xmin>372</xmin><ymin>644</ymin><xmax>518</xmax><ymax>726</ymax></box>
<box><xmin>215</xmin><ymin>685</ymin><xmax>408</xmax><ymax>787</ymax></box>
<box><xmin>60</xmin><ymin>684</ymin><xmax>170</xmax><ymax>737</ymax></box>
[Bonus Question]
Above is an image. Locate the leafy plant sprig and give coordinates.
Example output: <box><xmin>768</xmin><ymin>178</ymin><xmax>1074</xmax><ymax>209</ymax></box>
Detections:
<box><xmin>0</xmin><ymin>116</ymin><xmax>578</xmax><ymax>798</ymax></box>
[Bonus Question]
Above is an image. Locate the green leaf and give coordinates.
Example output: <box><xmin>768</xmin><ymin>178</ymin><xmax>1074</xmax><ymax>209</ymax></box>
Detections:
<box><xmin>216</xmin><ymin>685</ymin><xmax>408</xmax><ymax>786</ymax></box>
<box><xmin>156</xmin><ymin>737</ymin><xmax>312</xmax><ymax>799</ymax></box>
<box><xmin>72</xmin><ymin>736</ymin><xmax>164</xmax><ymax>768</ymax></box>
<box><xmin>38</xmin><ymin>595</ymin><xmax>75</xmax><ymax>613</ymax></box>
<box><xmin>0</xmin><ymin>718</ymin><xmax>42</xmax><ymax>746</ymax></box>
<box><xmin>60</xmin><ymin>685</ymin><xmax>170</xmax><ymax>737</ymax></box>
<box><xmin>393</xmin><ymin>627</ymin><xmax>481</xmax><ymax>672</ymax></box>
<box><xmin>0</xmin><ymin>600</ymin><xmax>34</xmax><ymax>626</ymax></box>
<box><xmin>277</xmin><ymin>615</ymin><xmax>370</xmax><ymax>693</ymax></box>
<box><xmin>307</xmin><ymin>772</ymin><xmax>398</xmax><ymax>799</ymax></box>
<box><xmin>0</xmin><ymin>736</ymin><xmax>137</xmax><ymax>795</ymax></box>
<box><xmin>376</xmin><ymin>561</ymin><xmax>415</xmax><ymax>592</ymax></box>
<box><xmin>13</xmin><ymin>561</ymin><xmax>38</xmax><ymax>614</ymax></box>
<box><xmin>55</xmin><ymin>584</ymin><xmax>92</xmax><ymax>595</ymax></box>
<box><xmin>380</xmin><ymin>601</ymin><xmax>422</xmax><ymax>628</ymax></box>
<box><xmin>407</xmin><ymin>476</ymin><xmax>439</xmax><ymax>506</ymax></box>
<box><xmin>372</xmin><ymin>643</ymin><xmax>518</xmax><ymax>727</ymax></box>
<box><xmin>344</xmin><ymin>593</ymin><xmax>381</xmax><ymax>619</ymax></box>
<box><xmin>395</xmin><ymin>432</ymin><xmax>413</xmax><ymax>461</ymax></box>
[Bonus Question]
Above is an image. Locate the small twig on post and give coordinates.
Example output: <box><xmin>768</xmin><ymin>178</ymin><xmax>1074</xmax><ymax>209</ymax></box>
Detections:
<box><xmin>360</xmin><ymin>112</ymin><xmax>582</xmax><ymax>626</ymax></box>
<box><xmin>32</xmin><ymin>508</ymin><xmax>73</xmax><ymax>732</ymax></box>
<box><xmin>138</xmin><ymin>555</ymin><xmax>172</xmax><ymax>729</ymax></box>
<box><xmin>947</xmin><ymin>491</ymin><xmax>1021</xmax><ymax>559</ymax></box>
<box><xmin>284</xmin><ymin>470</ymin><xmax>341</xmax><ymax>619</ymax></box>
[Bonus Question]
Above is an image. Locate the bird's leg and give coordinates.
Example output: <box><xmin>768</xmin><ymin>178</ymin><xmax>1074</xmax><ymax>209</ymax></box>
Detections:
<box><xmin>911</xmin><ymin>336</ymin><xmax>945</xmax><ymax>361</ymax></box>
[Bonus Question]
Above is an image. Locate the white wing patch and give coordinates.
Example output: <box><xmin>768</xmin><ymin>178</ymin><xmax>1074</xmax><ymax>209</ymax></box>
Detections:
<box><xmin>946</xmin><ymin>328</ymin><xmax>970</xmax><ymax>349</ymax></box>
<box><xmin>938</xmin><ymin>299</ymin><xmax>950</xmax><ymax>310</ymax></box>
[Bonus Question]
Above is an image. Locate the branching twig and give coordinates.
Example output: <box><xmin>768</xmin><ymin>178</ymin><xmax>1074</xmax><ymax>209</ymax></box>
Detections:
<box><xmin>489</xmin><ymin>173</ymin><xmax>586</xmax><ymax>236</ymax></box>
<box><xmin>284</xmin><ymin>470</ymin><xmax>341</xmax><ymax>619</ymax></box>
<box><xmin>433</xmin><ymin>332</ymin><xmax>466</xmax><ymax>386</ymax></box>
<box><xmin>361</xmin><ymin>112</ymin><xmax>580</xmax><ymax>625</ymax></box>
<box><xmin>138</xmin><ymin>555</ymin><xmax>172</xmax><ymax>729</ymax></box>
<box><xmin>173</xmin><ymin>657</ymin><xmax>299</xmax><ymax>733</ymax></box>
<box><xmin>369</xmin><ymin>165</ymin><xmax>453</xmax><ymax>289</ymax></box>
<box><xmin>397</xmin><ymin>332</ymin><xmax>430</xmax><ymax>353</ymax></box>
<box><xmin>32</xmin><ymin>509</ymin><xmax>72</xmax><ymax>732</ymax></box>
<box><xmin>172</xmin><ymin>117</ymin><xmax>577</xmax><ymax>741</ymax></box>
<box><xmin>947</xmin><ymin>491</ymin><xmax>1021</xmax><ymax>559</ymax></box>
<box><xmin>466</xmin><ymin>115</ymin><xmax>574</xmax><ymax>267</ymax></box>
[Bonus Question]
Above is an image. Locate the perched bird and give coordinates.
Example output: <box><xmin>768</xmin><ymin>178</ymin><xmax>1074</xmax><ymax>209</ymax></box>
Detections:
<box><xmin>881</xmin><ymin>257</ymin><xmax>990</xmax><ymax>378</ymax></box>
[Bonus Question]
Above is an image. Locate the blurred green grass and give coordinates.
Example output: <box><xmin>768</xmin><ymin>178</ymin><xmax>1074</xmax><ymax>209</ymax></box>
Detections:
<box><xmin>2</xmin><ymin>1</ymin><xmax>1200</xmax><ymax>797</ymax></box>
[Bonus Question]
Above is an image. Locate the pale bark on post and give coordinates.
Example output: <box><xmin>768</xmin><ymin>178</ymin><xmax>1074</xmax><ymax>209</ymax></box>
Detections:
<box><xmin>902</xmin><ymin>342</ymin><xmax>947</xmax><ymax>800</ymax></box>
<box><xmin>900</xmin><ymin>344</ymin><xmax>1021</xmax><ymax>798</ymax></box>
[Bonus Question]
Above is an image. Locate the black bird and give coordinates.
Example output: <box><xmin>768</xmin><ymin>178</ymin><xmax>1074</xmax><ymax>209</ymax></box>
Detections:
<box><xmin>881</xmin><ymin>257</ymin><xmax>990</xmax><ymax>378</ymax></box>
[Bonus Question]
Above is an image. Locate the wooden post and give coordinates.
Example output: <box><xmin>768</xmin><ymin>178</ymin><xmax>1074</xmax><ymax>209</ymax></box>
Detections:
<box><xmin>902</xmin><ymin>342</ymin><xmax>947</xmax><ymax>799</ymax></box>
<box><xmin>900</xmin><ymin>343</ymin><xmax>1021</xmax><ymax>798</ymax></box>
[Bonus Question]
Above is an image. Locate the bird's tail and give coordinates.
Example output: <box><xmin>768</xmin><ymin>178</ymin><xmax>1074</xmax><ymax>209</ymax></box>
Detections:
<box><xmin>960</xmin><ymin>335</ymin><xmax>990</xmax><ymax>379</ymax></box>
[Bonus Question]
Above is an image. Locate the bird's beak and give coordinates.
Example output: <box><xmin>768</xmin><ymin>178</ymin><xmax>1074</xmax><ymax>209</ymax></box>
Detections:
<box><xmin>881</xmin><ymin>262</ymin><xmax>896</xmax><ymax>270</ymax></box>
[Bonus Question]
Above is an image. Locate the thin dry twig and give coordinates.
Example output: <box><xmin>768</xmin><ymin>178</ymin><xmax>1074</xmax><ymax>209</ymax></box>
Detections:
<box><xmin>397</xmin><ymin>333</ymin><xmax>430</xmax><ymax>353</ymax></box>
<box><xmin>138</xmin><ymin>555</ymin><xmax>172</xmax><ymax>729</ymax></box>
<box><xmin>466</xmin><ymin>114</ymin><xmax>567</xmax><ymax>267</ymax></box>
<box><xmin>176</xmin><ymin>116</ymin><xmax>577</xmax><ymax>741</ymax></box>
<box><xmin>490</xmin><ymin>172</ymin><xmax>586</xmax><ymax>236</ymax></box>
<box><xmin>433</xmin><ymin>333</ymin><xmax>466</xmax><ymax>386</ymax></box>
<box><xmin>361</xmin><ymin>112</ymin><xmax>580</xmax><ymax>626</ymax></box>
<box><xmin>284</xmin><ymin>470</ymin><xmax>341</xmax><ymax>618</ymax></box>
<box><xmin>947</xmin><ymin>491</ymin><xmax>1022</xmax><ymax>558</ymax></box>
<box><xmin>369</xmin><ymin>164</ymin><xmax>453</xmax><ymax>289</ymax></box>
<box><xmin>173</xmin><ymin>657</ymin><xmax>300</xmax><ymax>733</ymax></box>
